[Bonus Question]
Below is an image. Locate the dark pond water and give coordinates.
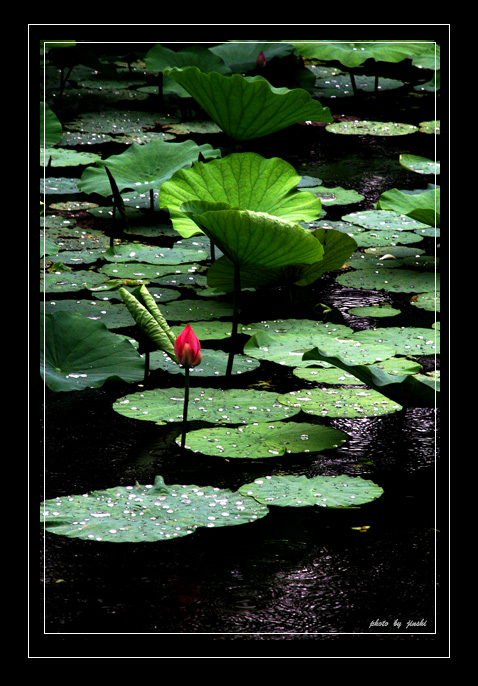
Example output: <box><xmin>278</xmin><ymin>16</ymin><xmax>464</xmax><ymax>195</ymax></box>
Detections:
<box><xmin>39</xmin><ymin>54</ymin><xmax>446</xmax><ymax>658</ymax></box>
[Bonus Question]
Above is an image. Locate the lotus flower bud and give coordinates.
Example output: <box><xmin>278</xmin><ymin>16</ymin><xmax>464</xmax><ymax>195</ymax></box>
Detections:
<box><xmin>174</xmin><ymin>324</ymin><xmax>202</xmax><ymax>368</ymax></box>
<box><xmin>255</xmin><ymin>51</ymin><xmax>266</xmax><ymax>69</ymax></box>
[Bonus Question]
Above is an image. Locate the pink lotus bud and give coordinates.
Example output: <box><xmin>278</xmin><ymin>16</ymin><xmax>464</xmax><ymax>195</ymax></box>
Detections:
<box><xmin>174</xmin><ymin>324</ymin><xmax>202</xmax><ymax>368</ymax></box>
<box><xmin>255</xmin><ymin>51</ymin><xmax>266</xmax><ymax>69</ymax></box>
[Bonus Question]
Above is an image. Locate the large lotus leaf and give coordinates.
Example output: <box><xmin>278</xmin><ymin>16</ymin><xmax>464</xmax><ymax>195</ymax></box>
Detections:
<box><xmin>301</xmin><ymin>346</ymin><xmax>438</xmax><ymax>407</ymax></box>
<box><xmin>290</xmin><ymin>41</ymin><xmax>435</xmax><ymax>69</ymax></box>
<box><xmin>41</xmin><ymin>102</ymin><xmax>62</xmax><ymax>147</ymax></box>
<box><xmin>77</xmin><ymin>139</ymin><xmax>222</xmax><ymax>197</ymax></box>
<box><xmin>183</xmin><ymin>207</ymin><xmax>324</xmax><ymax>269</ymax></box>
<box><xmin>113</xmin><ymin>387</ymin><xmax>301</xmax><ymax>425</ymax></box>
<box><xmin>181</xmin><ymin>421</ymin><xmax>349</xmax><ymax>458</ymax></box>
<box><xmin>145</xmin><ymin>43</ymin><xmax>231</xmax><ymax>74</ymax></box>
<box><xmin>163</xmin><ymin>67</ymin><xmax>332</xmax><ymax>140</ymax></box>
<box><xmin>277</xmin><ymin>387</ymin><xmax>402</xmax><ymax>418</ymax></box>
<box><xmin>41</xmin><ymin>311</ymin><xmax>145</xmax><ymax>392</ymax></box>
<box><xmin>239</xmin><ymin>474</ymin><xmax>383</xmax><ymax>508</ymax></box>
<box><xmin>206</xmin><ymin>228</ymin><xmax>356</xmax><ymax>291</ymax></box>
<box><xmin>210</xmin><ymin>41</ymin><xmax>295</xmax><ymax>73</ymax></box>
<box><xmin>376</xmin><ymin>188</ymin><xmax>440</xmax><ymax>227</ymax></box>
<box><xmin>158</xmin><ymin>152</ymin><xmax>322</xmax><ymax>238</ymax></box>
<box><xmin>41</xmin><ymin>475</ymin><xmax>269</xmax><ymax>543</ymax></box>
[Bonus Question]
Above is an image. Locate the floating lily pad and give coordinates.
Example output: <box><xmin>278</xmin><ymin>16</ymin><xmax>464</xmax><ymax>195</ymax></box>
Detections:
<box><xmin>66</xmin><ymin>109</ymin><xmax>161</xmax><ymax>135</ymax></box>
<box><xmin>399</xmin><ymin>154</ymin><xmax>439</xmax><ymax>175</ymax></box>
<box><xmin>336</xmin><ymin>267</ymin><xmax>439</xmax><ymax>294</ymax></box>
<box><xmin>307</xmin><ymin>185</ymin><xmax>364</xmax><ymax>206</ymax></box>
<box><xmin>347</xmin><ymin>303</ymin><xmax>401</xmax><ymax>317</ymax></box>
<box><xmin>181</xmin><ymin>421</ymin><xmax>349</xmax><ymax>458</ymax></box>
<box><xmin>41</xmin><ymin>269</ymin><xmax>111</xmax><ymax>293</ymax></box>
<box><xmin>41</xmin><ymin>298</ymin><xmax>134</xmax><ymax>330</ymax></box>
<box><xmin>161</xmin><ymin>298</ymin><xmax>233</xmax><ymax>322</ymax></box>
<box><xmin>243</xmin><ymin>319</ymin><xmax>395</xmax><ymax>368</ymax></box>
<box><xmin>99</xmin><ymin>262</ymin><xmax>203</xmax><ymax>282</ymax></box>
<box><xmin>41</xmin><ymin>475</ymin><xmax>269</xmax><ymax>542</ymax></box>
<box><xmin>302</xmin><ymin>347</ymin><xmax>438</xmax><ymax>407</ymax></box>
<box><xmin>315</xmin><ymin>74</ymin><xmax>403</xmax><ymax>97</ymax></box>
<box><xmin>326</xmin><ymin>120</ymin><xmax>418</xmax><ymax>136</ymax></box>
<box><xmin>293</xmin><ymin>366</ymin><xmax>364</xmax><ymax>385</ymax></box>
<box><xmin>345</xmin><ymin>230</ymin><xmax>424</xmax><ymax>249</ymax></box>
<box><xmin>341</xmin><ymin>209</ymin><xmax>430</xmax><ymax>232</ymax></box>
<box><xmin>352</xmin><ymin>326</ymin><xmax>439</xmax><ymax>356</ymax></box>
<box><xmin>164</xmin><ymin>67</ymin><xmax>332</xmax><ymax>141</ymax></box>
<box><xmin>277</xmin><ymin>387</ymin><xmax>402</xmax><ymax>417</ymax></box>
<box><xmin>239</xmin><ymin>474</ymin><xmax>384</xmax><ymax>508</ymax></box>
<box><xmin>411</xmin><ymin>291</ymin><xmax>440</xmax><ymax>312</ymax></box>
<box><xmin>41</xmin><ymin>147</ymin><xmax>102</xmax><ymax>167</ymax></box>
<box><xmin>41</xmin><ymin>177</ymin><xmax>81</xmax><ymax>195</ymax></box>
<box><xmin>41</xmin><ymin>312</ymin><xmax>145</xmax><ymax>392</ymax></box>
<box><xmin>149</xmin><ymin>349</ymin><xmax>261</xmax><ymax>377</ymax></box>
<box><xmin>113</xmin><ymin>387</ymin><xmax>301</xmax><ymax>425</ymax></box>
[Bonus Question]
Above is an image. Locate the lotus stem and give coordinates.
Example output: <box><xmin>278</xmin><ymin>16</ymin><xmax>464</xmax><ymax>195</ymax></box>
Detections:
<box><xmin>180</xmin><ymin>366</ymin><xmax>190</xmax><ymax>452</ymax></box>
<box><xmin>226</xmin><ymin>262</ymin><xmax>241</xmax><ymax>379</ymax></box>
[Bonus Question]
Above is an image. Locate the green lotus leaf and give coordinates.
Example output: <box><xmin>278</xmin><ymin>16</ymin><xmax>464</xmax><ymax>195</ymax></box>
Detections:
<box><xmin>376</xmin><ymin>188</ymin><xmax>440</xmax><ymax>227</ymax></box>
<box><xmin>163</xmin><ymin>66</ymin><xmax>332</xmax><ymax>140</ymax></box>
<box><xmin>302</xmin><ymin>346</ymin><xmax>438</xmax><ymax>407</ymax></box>
<box><xmin>158</xmin><ymin>152</ymin><xmax>322</xmax><ymax>238</ymax></box>
<box><xmin>41</xmin><ymin>475</ymin><xmax>269</xmax><ymax>542</ymax></box>
<box><xmin>243</xmin><ymin>319</ymin><xmax>395</xmax><ymax>368</ymax></box>
<box><xmin>209</xmin><ymin>41</ymin><xmax>295</xmax><ymax>73</ymax></box>
<box><xmin>41</xmin><ymin>311</ymin><xmax>145</xmax><ymax>392</ymax></box>
<box><xmin>206</xmin><ymin>228</ymin><xmax>356</xmax><ymax>291</ymax></box>
<box><xmin>40</xmin><ymin>147</ymin><xmax>102</xmax><ymax>167</ymax></box>
<box><xmin>77</xmin><ymin>139</ymin><xmax>222</xmax><ymax>197</ymax></box>
<box><xmin>341</xmin><ymin>209</ymin><xmax>430</xmax><ymax>232</ymax></box>
<box><xmin>352</xmin><ymin>326</ymin><xmax>439</xmax><ymax>356</ymax></box>
<box><xmin>113</xmin><ymin>387</ymin><xmax>301</xmax><ymax>425</ymax></box>
<box><xmin>41</xmin><ymin>102</ymin><xmax>62</xmax><ymax>147</ymax></box>
<box><xmin>183</xmin><ymin>207</ymin><xmax>324</xmax><ymax>270</ymax></box>
<box><xmin>290</xmin><ymin>41</ymin><xmax>435</xmax><ymax>69</ymax></box>
<box><xmin>336</xmin><ymin>267</ymin><xmax>439</xmax><ymax>294</ymax></box>
<box><xmin>399</xmin><ymin>154</ymin><xmax>440</xmax><ymax>175</ymax></box>
<box><xmin>239</xmin><ymin>474</ymin><xmax>384</xmax><ymax>508</ymax></box>
<box><xmin>326</xmin><ymin>120</ymin><xmax>418</xmax><ymax>136</ymax></box>
<box><xmin>277</xmin><ymin>387</ymin><xmax>403</xmax><ymax>418</ymax></box>
<box><xmin>149</xmin><ymin>348</ymin><xmax>261</xmax><ymax>377</ymax></box>
<box><xmin>145</xmin><ymin>43</ymin><xmax>231</xmax><ymax>74</ymax></box>
<box><xmin>181</xmin><ymin>421</ymin><xmax>349</xmax><ymax>458</ymax></box>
